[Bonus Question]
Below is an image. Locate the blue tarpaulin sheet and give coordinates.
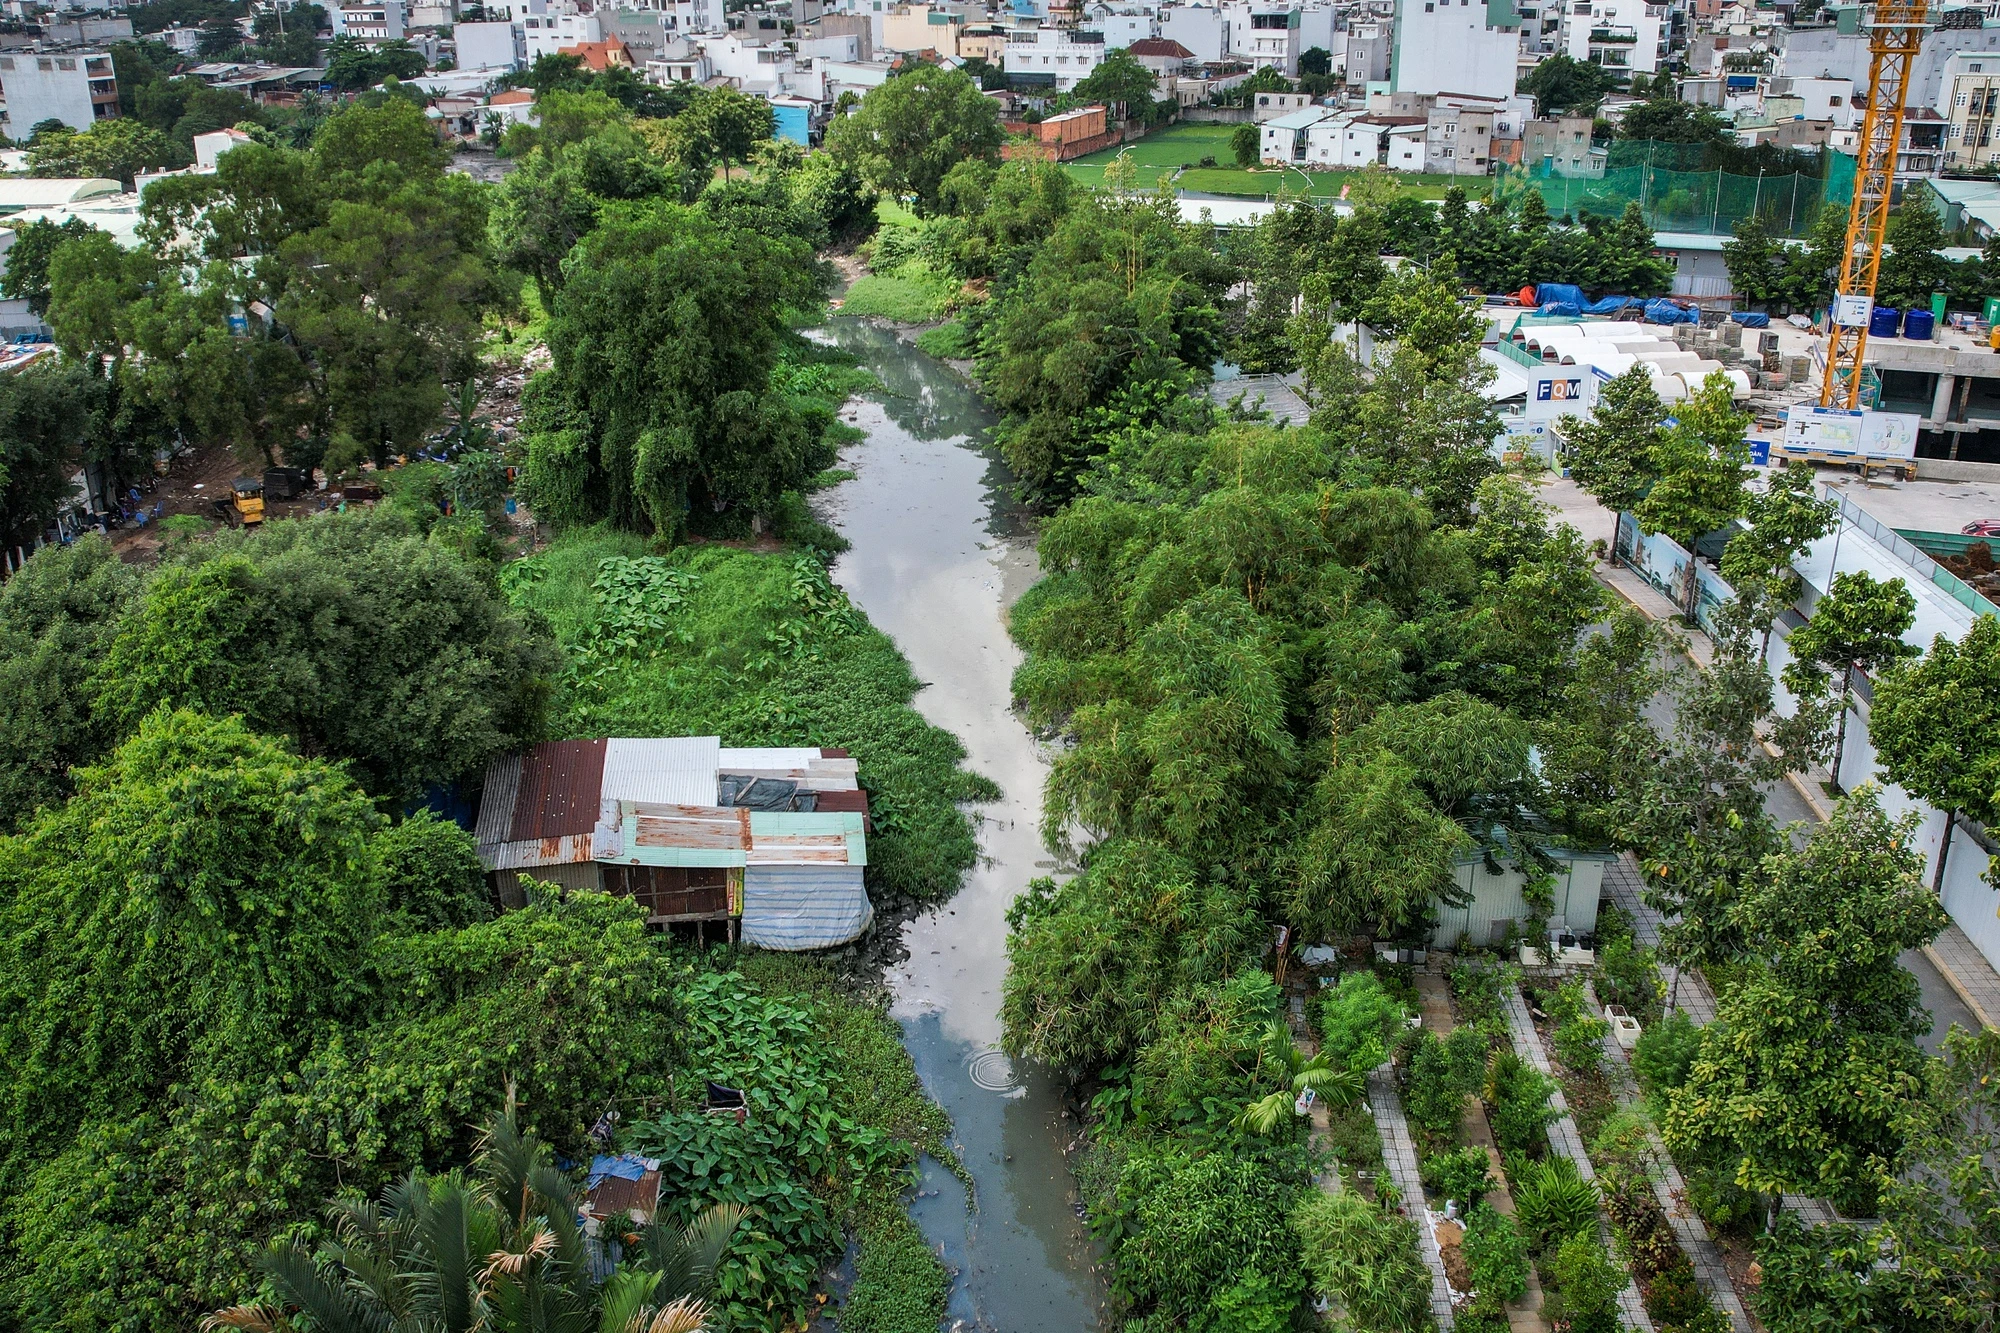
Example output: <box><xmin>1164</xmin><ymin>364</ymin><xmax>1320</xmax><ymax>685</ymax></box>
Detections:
<box><xmin>1538</xmin><ymin>302</ymin><xmax>1582</xmax><ymax>317</ymax></box>
<box><xmin>1733</xmin><ymin>312</ymin><xmax>1770</xmax><ymax>328</ymax></box>
<box><xmin>1645</xmin><ymin>300</ymin><xmax>1698</xmax><ymax>325</ymax></box>
<box><xmin>1536</xmin><ymin>283</ymin><xmax>1586</xmax><ymax>308</ymax></box>
<box><xmin>587</xmin><ymin>1154</ymin><xmax>659</xmax><ymax>1189</ymax></box>
<box><xmin>1582</xmin><ymin>295</ymin><xmax>1642</xmax><ymax>315</ymax></box>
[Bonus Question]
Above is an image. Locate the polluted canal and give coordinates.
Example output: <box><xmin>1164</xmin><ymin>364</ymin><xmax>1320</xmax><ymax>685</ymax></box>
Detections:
<box><xmin>812</xmin><ymin>316</ymin><xmax>1105</xmax><ymax>1332</ymax></box>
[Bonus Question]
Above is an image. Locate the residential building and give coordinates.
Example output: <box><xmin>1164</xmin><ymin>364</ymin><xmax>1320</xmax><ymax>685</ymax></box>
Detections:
<box><xmin>1159</xmin><ymin>4</ymin><xmax>1229</xmax><ymax>62</ymax></box>
<box><xmin>880</xmin><ymin>3</ymin><xmax>971</xmax><ymax>55</ymax></box>
<box><xmin>334</xmin><ymin>0</ymin><xmax>408</xmax><ymax>39</ymax></box>
<box><xmin>562</xmin><ymin>40</ymin><xmax>633</xmax><ymax>70</ymax></box>
<box><xmin>1830</xmin><ymin>108</ymin><xmax>1947</xmax><ymax>181</ymax></box>
<box><xmin>1260</xmin><ymin>105</ymin><xmax>1332</xmax><ymax>163</ymax></box>
<box><xmin>1222</xmin><ymin>1</ymin><xmax>1302</xmax><ymax>74</ymax></box>
<box><xmin>1424</xmin><ymin>99</ymin><xmax>1495</xmax><ymax>173</ymax></box>
<box><xmin>1392</xmin><ymin>0</ymin><xmax>1521</xmax><ymax>101</ymax></box>
<box><xmin>1126</xmin><ymin>34</ymin><xmax>1194</xmax><ymax>75</ymax></box>
<box><xmin>0</xmin><ymin>49</ymin><xmax>118</xmax><ymax>133</ymax></box>
<box><xmin>1781</xmin><ymin>17</ymin><xmax>2000</xmax><ymax>115</ymax></box>
<box><xmin>473</xmin><ymin>738</ymin><xmax>877</xmax><ymax>951</ymax></box>
<box><xmin>521</xmin><ymin>9</ymin><xmax>603</xmax><ymax>60</ymax></box>
<box><xmin>1339</xmin><ymin>21</ymin><xmax>1391</xmax><ymax>83</ymax></box>
<box><xmin>1559</xmin><ymin>0</ymin><xmax>1668</xmax><ymax>75</ymax></box>
<box><xmin>1094</xmin><ymin>10</ymin><xmax>1158</xmax><ymax>48</ymax></box>
<box><xmin>1000</xmin><ymin>24</ymin><xmax>1107</xmax><ymax>90</ymax></box>
<box><xmin>455</xmin><ymin>18</ymin><xmax>526</xmax><ymax>69</ymax></box>
<box><xmin>1521</xmin><ymin>113</ymin><xmax>1602</xmax><ymax>174</ymax></box>
<box><xmin>800</xmin><ymin>12</ymin><xmax>875</xmax><ymax>60</ymax></box>
<box><xmin>604</xmin><ymin>10</ymin><xmax>675</xmax><ymax>66</ymax></box>
<box><xmin>1943</xmin><ymin>49</ymin><xmax>2000</xmax><ymax>169</ymax></box>
<box><xmin>1250</xmin><ymin>89</ymin><xmax>1316</xmax><ymax>119</ymax></box>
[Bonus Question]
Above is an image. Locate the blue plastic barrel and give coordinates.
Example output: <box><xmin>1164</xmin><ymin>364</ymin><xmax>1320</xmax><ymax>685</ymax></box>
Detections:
<box><xmin>1903</xmin><ymin>308</ymin><xmax>1935</xmax><ymax>341</ymax></box>
<box><xmin>1870</xmin><ymin>305</ymin><xmax>1901</xmax><ymax>338</ymax></box>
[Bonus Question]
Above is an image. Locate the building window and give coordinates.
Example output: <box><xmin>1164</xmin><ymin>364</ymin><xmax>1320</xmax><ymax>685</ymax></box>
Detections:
<box><xmin>37</xmin><ymin>58</ymin><xmax>52</xmax><ymax>70</ymax></box>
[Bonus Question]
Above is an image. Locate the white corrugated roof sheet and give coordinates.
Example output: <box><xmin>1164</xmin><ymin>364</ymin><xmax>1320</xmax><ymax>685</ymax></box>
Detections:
<box><xmin>602</xmin><ymin>736</ymin><xmax>721</xmax><ymax>807</ymax></box>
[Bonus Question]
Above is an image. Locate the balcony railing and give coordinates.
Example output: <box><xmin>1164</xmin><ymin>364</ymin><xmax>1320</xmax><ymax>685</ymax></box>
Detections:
<box><xmin>1589</xmin><ymin>26</ymin><xmax>1638</xmax><ymax>41</ymax></box>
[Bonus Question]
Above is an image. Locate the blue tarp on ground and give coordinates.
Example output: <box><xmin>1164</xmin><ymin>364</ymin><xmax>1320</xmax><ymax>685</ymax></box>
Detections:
<box><xmin>1538</xmin><ymin>302</ymin><xmax>1583</xmax><ymax>317</ymax></box>
<box><xmin>1645</xmin><ymin>299</ymin><xmax>1698</xmax><ymax>325</ymax></box>
<box><xmin>1733</xmin><ymin>312</ymin><xmax>1770</xmax><ymax>329</ymax></box>
<box><xmin>1582</xmin><ymin>295</ymin><xmax>1643</xmax><ymax>315</ymax></box>
<box><xmin>1536</xmin><ymin>283</ymin><xmax>1587</xmax><ymax>308</ymax></box>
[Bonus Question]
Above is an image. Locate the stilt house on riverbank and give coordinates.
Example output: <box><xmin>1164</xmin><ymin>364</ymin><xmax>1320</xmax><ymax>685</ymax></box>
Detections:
<box><xmin>473</xmin><ymin>736</ymin><xmax>874</xmax><ymax>950</ymax></box>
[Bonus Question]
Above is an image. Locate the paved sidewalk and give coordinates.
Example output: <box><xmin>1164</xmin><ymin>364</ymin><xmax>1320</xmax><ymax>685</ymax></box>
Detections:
<box><xmin>1586</xmin><ymin>983</ymin><xmax>1753</xmax><ymax>1333</ymax></box>
<box><xmin>1367</xmin><ymin>1066</ymin><xmax>1458</xmax><ymax>1331</ymax></box>
<box><xmin>1594</xmin><ymin>557</ymin><xmax>2000</xmax><ymax>1037</ymax></box>
<box><xmin>1502</xmin><ymin>987</ymin><xmax>1655</xmax><ymax>1333</ymax></box>
<box><xmin>1603</xmin><ymin>853</ymin><xmax>1718</xmax><ymax>1026</ymax></box>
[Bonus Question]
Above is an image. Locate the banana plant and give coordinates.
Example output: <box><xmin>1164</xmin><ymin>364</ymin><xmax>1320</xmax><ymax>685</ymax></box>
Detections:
<box><xmin>1235</xmin><ymin>1017</ymin><xmax>1365</xmax><ymax>1135</ymax></box>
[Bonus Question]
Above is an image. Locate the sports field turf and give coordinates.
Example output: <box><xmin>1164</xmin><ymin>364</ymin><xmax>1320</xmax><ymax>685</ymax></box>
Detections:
<box><xmin>1062</xmin><ymin>122</ymin><xmax>1461</xmax><ymax>200</ymax></box>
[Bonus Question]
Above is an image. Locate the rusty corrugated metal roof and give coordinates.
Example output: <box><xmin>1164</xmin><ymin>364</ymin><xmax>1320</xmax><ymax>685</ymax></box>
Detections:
<box><xmin>509</xmin><ymin>739</ymin><xmax>608</xmax><ymax>841</ymax></box>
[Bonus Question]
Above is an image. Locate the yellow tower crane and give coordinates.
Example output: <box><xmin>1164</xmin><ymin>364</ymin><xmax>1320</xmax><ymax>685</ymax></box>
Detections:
<box><xmin>1820</xmin><ymin>0</ymin><xmax>1932</xmax><ymax>409</ymax></box>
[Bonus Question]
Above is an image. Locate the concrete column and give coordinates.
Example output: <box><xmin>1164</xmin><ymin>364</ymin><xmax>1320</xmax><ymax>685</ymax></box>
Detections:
<box><xmin>1932</xmin><ymin>372</ymin><xmax>1958</xmax><ymax>424</ymax></box>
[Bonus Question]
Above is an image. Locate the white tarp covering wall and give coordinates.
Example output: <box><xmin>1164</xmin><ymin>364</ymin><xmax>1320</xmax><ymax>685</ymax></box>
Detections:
<box><xmin>739</xmin><ymin>865</ymin><xmax>873</xmax><ymax>950</ymax></box>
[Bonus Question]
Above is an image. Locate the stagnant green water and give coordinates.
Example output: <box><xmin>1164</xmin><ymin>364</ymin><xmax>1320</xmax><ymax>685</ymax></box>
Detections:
<box><xmin>814</xmin><ymin>318</ymin><xmax>1105</xmax><ymax>1331</ymax></box>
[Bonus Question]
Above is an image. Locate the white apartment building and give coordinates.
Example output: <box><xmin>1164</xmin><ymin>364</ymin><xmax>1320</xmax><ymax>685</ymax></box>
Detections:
<box><xmin>1781</xmin><ymin>21</ymin><xmax>2000</xmax><ymax>115</ymax></box>
<box><xmin>1424</xmin><ymin>99</ymin><xmax>1497</xmax><ymax>173</ymax></box>
<box><xmin>454</xmin><ymin>18</ymin><xmax>526</xmax><ymax>69</ymax></box>
<box><xmin>0</xmin><ymin>49</ymin><xmax>118</xmax><ymax>132</ymax></box>
<box><xmin>1392</xmin><ymin>0</ymin><xmax>1521</xmax><ymax>101</ymax></box>
<box><xmin>1159</xmin><ymin>5</ymin><xmax>1229</xmax><ymax>63</ymax></box>
<box><xmin>1001</xmin><ymin>25</ymin><xmax>1108</xmax><ymax>90</ymax></box>
<box><xmin>521</xmin><ymin>9</ymin><xmax>602</xmax><ymax>60</ymax></box>
<box><xmin>1221</xmin><ymin>1</ymin><xmax>1302</xmax><ymax>75</ymax></box>
<box><xmin>1262</xmin><ymin>107</ymin><xmax>1430</xmax><ymax>169</ymax></box>
<box><xmin>333</xmin><ymin>0</ymin><xmax>408</xmax><ymax>39</ymax></box>
<box><xmin>1558</xmin><ymin>0</ymin><xmax>1667</xmax><ymax>75</ymax></box>
<box><xmin>1094</xmin><ymin>10</ymin><xmax>1159</xmax><ymax>48</ymax></box>
<box><xmin>1943</xmin><ymin>49</ymin><xmax>2000</xmax><ymax>169</ymax></box>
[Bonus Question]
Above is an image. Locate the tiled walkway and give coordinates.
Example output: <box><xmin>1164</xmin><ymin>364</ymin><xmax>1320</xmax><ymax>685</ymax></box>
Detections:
<box><xmin>1367</xmin><ymin>1066</ymin><xmax>1458</xmax><ymax>1331</ymax></box>
<box><xmin>1587</xmin><ymin>983</ymin><xmax>1753</xmax><ymax>1333</ymax></box>
<box><xmin>1501</xmin><ymin>987</ymin><xmax>1655</xmax><ymax>1333</ymax></box>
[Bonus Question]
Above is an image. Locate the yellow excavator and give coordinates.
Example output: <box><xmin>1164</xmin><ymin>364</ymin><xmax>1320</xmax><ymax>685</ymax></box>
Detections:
<box><xmin>231</xmin><ymin>476</ymin><xmax>265</xmax><ymax>527</ymax></box>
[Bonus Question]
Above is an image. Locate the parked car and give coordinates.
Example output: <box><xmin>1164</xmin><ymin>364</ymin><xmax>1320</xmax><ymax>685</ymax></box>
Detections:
<box><xmin>1962</xmin><ymin>519</ymin><xmax>2000</xmax><ymax>537</ymax></box>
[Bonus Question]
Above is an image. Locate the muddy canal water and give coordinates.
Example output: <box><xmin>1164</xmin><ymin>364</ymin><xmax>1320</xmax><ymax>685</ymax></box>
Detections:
<box><xmin>813</xmin><ymin>318</ymin><xmax>1104</xmax><ymax>1332</ymax></box>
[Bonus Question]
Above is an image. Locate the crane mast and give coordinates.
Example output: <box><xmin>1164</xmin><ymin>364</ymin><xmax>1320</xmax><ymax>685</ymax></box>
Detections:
<box><xmin>1820</xmin><ymin>0</ymin><xmax>1932</xmax><ymax>410</ymax></box>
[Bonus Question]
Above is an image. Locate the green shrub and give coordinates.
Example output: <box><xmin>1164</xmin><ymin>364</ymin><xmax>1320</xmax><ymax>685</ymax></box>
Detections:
<box><xmin>1320</xmin><ymin>972</ymin><xmax>1408</xmax><ymax>1073</ymax></box>
<box><xmin>1600</xmin><ymin>1165</ymin><xmax>1678</xmax><ymax>1283</ymax></box>
<box><xmin>1632</xmin><ymin>1010</ymin><xmax>1702</xmax><ymax>1096</ymax></box>
<box><xmin>1461</xmin><ymin>1202</ymin><xmax>1529</xmax><ymax>1303</ymax></box>
<box><xmin>1483</xmin><ymin>1050</ymin><xmax>1558</xmax><ymax>1156</ymax></box>
<box><xmin>1513</xmin><ymin>1157</ymin><xmax>1600</xmax><ymax>1254</ymax></box>
<box><xmin>913</xmin><ymin>319</ymin><xmax>977</xmax><ymax>359</ymax></box>
<box><xmin>1642</xmin><ymin>1260</ymin><xmax>1723</xmax><ymax>1332</ymax></box>
<box><xmin>1201</xmin><ymin>1268</ymin><xmax>1298</xmax><ymax>1333</ymax></box>
<box><xmin>1554</xmin><ymin>1012</ymin><xmax>1611</xmax><ymax>1077</ymax></box>
<box><xmin>1403</xmin><ymin>1025</ymin><xmax>1488</xmax><ymax>1136</ymax></box>
<box><xmin>1454</xmin><ymin>1294</ymin><xmax>1510</xmax><ymax>1333</ymax></box>
<box><xmin>1093</xmin><ymin>1142</ymin><xmax>1309</xmax><ymax>1326</ymax></box>
<box><xmin>1325</xmin><ymin>1098</ymin><xmax>1385</xmax><ymax>1177</ymax></box>
<box><xmin>1421</xmin><ymin>1145</ymin><xmax>1492</xmax><ymax>1209</ymax></box>
<box><xmin>1450</xmin><ymin>960</ymin><xmax>1511</xmax><ymax>1024</ymax></box>
<box><xmin>1683</xmin><ymin>1158</ymin><xmax>1760</xmax><ymax>1238</ymax></box>
<box><xmin>1595</xmin><ymin>933</ymin><xmax>1663</xmax><ymax>1025</ymax></box>
<box><xmin>1589</xmin><ymin>1105</ymin><xmax>1654</xmax><ymax>1174</ymax></box>
<box><xmin>1548</xmin><ymin>1235</ymin><xmax>1623</xmax><ymax>1333</ymax></box>
<box><xmin>1291</xmin><ymin>1190</ymin><xmax>1434</xmax><ymax>1333</ymax></box>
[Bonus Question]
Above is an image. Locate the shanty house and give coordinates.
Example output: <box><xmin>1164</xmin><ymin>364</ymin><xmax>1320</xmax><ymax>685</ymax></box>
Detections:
<box><xmin>474</xmin><ymin>736</ymin><xmax>874</xmax><ymax>950</ymax></box>
<box><xmin>1427</xmin><ymin>842</ymin><xmax>1613</xmax><ymax>950</ymax></box>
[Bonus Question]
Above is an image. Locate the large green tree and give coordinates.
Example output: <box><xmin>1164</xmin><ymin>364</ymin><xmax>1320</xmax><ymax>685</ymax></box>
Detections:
<box><xmin>93</xmin><ymin>511</ymin><xmax>554</xmax><ymax>802</ymax></box>
<box><xmin>1869</xmin><ymin>614</ymin><xmax>2000</xmax><ymax>892</ymax></box>
<box><xmin>825</xmin><ymin>65</ymin><xmax>1004</xmax><ymax>215</ymax></box>
<box><xmin>519</xmin><ymin>199</ymin><xmax>830</xmax><ymax>536</ymax></box>
<box><xmin>1781</xmin><ymin>569</ymin><xmax>1917</xmax><ymax>790</ymax></box>
<box><xmin>1665</xmin><ymin>787</ymin><xmax>1949</xmax><ymax>1221</ymax></box>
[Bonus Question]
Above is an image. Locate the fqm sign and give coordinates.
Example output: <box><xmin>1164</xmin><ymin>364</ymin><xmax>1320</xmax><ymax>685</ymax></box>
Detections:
<box><xmin>1536</xmin><ymin>377</ymin><xmax>1587</xmax><ymax>404</ymax></box>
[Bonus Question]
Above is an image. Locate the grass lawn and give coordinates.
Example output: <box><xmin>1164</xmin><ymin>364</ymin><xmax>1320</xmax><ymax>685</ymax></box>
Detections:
<box><xmin>840</xmin><ymin>267</ymin><xmax>953</xmax><ymax>322</ymax></box>
<box><xmin>1063</xmin><ymin>121</ymin><xmax>1463</xmax><ymax>201</ymax></box>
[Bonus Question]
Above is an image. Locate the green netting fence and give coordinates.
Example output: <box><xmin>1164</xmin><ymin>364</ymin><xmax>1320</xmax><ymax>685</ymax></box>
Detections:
<box><xmin>1493</xmin><ymin>142</ymin><xmax>1856</xmax><ymax>238</ymax></box>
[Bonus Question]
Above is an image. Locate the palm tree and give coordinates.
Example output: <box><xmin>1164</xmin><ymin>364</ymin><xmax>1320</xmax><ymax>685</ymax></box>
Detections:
<box><xmin>1234</xmin><ymin>1017</ymin><xmax>1365</xmax><ymax>1135</ymax></box>
<box><xmin>202</xmin><ymin>1110</ymin><xmax>742</xmax><ymax>1333</ymax></box>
